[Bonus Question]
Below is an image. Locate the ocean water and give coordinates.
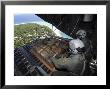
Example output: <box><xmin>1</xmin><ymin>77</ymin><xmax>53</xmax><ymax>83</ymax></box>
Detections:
<box><xmin>14</xmin><ymin>14</ymin><xmax>73</xmax><ymax>39</ymax></box>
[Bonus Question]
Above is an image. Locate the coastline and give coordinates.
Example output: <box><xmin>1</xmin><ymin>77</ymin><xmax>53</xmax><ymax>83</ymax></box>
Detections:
<box><xmin>14</xmin><ymin>21</ymin><xmax>73</xmax><ymax>39</ymax></box>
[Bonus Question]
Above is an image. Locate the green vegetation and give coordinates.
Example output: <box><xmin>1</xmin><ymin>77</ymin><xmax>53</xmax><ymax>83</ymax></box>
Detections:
<box><xmin>14</xmin><ymin>23</ymin><xmax>56</xmax><ymax>48</ymax></box>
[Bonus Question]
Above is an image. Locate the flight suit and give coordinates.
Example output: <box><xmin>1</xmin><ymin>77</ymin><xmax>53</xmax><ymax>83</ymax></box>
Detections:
<box><xmin>51</xmin><ymin>54</ymin><xmax>85</xmax><ymax>75</ymax></box>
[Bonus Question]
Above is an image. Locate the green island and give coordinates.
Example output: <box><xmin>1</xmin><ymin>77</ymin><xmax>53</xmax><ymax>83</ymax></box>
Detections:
<box><xmin>14</xmin><ymin>23</ymin><xmax>56</xmax><ymax>48</ymax></box>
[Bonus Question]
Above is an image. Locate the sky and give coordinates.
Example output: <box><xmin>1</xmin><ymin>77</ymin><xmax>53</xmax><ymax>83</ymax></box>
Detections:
<box><xmin>14</xmin><ymin>14</ymin><xmax>43</xmax><ymax>24</ymax></box>
<box><xmin>14</xmin><ymin>14</ymin><xmax>73</xmax><ymax>39</ymax></box>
